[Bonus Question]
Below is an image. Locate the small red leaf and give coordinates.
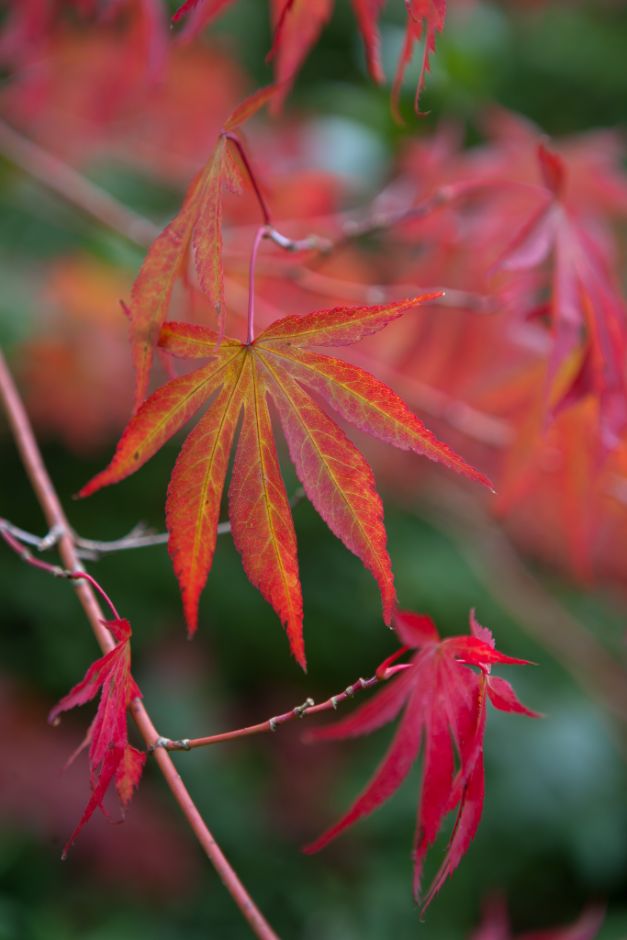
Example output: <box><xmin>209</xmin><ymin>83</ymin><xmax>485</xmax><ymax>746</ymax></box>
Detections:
<box><xmin>49</xmin><ymin>619</ymin><xmax>144</xmax><ymax>854</ymax></box>
<box><xmin>487</xmin><ymin>676</ymin><xmax>542</xmax><ymax>718</ymax></box>
<box><xmin>305</xmin><ymin>611</ymin><xmax>537</xmax><ymax>908</ymax></box>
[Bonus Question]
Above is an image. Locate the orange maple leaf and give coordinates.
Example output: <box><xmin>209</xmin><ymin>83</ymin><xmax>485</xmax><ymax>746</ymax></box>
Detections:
<box><xmin>128</xmin><ymin>85</ymin><xmax>276</xmax><ymax>408</ymax></box>
<box><xmin>80</xmin><ymin>297</ymin><xmax>491</xmax><ymax>669</ymax></box>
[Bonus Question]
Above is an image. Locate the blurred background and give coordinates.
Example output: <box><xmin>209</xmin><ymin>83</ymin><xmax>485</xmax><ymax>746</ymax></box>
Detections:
<box><xmin>1</xmin><ymin>1</ymin><xmax>626</xmax><ymax>937</ymax></box>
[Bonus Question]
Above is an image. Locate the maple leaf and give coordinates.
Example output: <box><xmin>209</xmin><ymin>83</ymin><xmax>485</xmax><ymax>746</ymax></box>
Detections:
<box><xmin>173</xmin><ymin>0</ymin><xmax>442</xmax><ymax>111</ymax></box>
<box><xmin>80</xmin><ymin>297</ymin><xmax>491</xmax><ymax>669</ymax></box>
<box><xmin>393</xmin><ymin>0</ymin><xmax>447</xmax><ymax>119</ymax></box>
<box><xmin>304</xmin><ymin>609</ymin><xmax>538</xmax><ymax>908</ymax></box>
<box><xmin>128</xmin><ymin>85</ymin><xmax>276</xmax><ymax>408</ymax></box>
<box><xmin>495</xmin><ymin>143</ymin><xmax>627</xmax><ymax>454</ymax></box>
<box><xmin>48</xmin><ymin>618</ymin><xmax>146</xmax><ymax>856</ymax></box>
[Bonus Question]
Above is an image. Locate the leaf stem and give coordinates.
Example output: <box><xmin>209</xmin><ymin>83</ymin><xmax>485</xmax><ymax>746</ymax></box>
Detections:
<box><xmin>159</xmin><ymin>675</ymin><xmax>382</xmax><ymax>751</ymax></box>
<box><xmin>0</xmin><ymin>527</ymin><xmax>121</xmax><ymax>621</ymax></box>
<box><xmin>0</xmin><ymin>350</ymin><xmax>280</xmax><ymax>940</ymax></box>
<box><xmin>247</xmin><ymin>225</ymin><xmax>268</xmax><ymax>344</ymax></box>
<box><xmin>67</xmin><ymin>571</ymin><xmax>121</xmax><ymax>621</ymax></box>
<box><xmin>223</xmin><ymin>132</ymin><xmax>272</xmax><ymax>226</ymax></box>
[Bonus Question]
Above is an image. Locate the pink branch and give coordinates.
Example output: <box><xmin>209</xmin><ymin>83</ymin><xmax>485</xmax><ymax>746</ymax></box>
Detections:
<box><xmin>0</xmin><ymin>350</ymin><xmax>279</xmax><ymax>940</ymax></box>
<box><xmin>223</xmin><ymin>132</ymin><xmax>272</xmax><ymax>226</ymax></box>
<box><xmin>160</xmin><ymin>675</ymin><xmax>382</xmax><ymax>751</ymax></box>
<box><xmin>0</xmin><ymin>525</ymin><xmax>120</xmax><ymax>619</ymax></box>
<box><xmin>68</xmin><ymin>571</ymin><xmax>121</xmax><ymax>621</ymax></box>
<box><xmin>247</xmin><ymin>225</ymin><xmax>268</xmax><ymax>344</ymax></box>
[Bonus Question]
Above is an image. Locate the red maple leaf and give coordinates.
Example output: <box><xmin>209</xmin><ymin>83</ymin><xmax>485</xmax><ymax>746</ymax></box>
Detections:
<box><xmin>80</xmin><ymin>298</ymin><xmax>491</xmax><ymax>669</ymax></box>
<box><xmin>127</xmin><ymin>84</ymin><xmax>276</xmax><ymax>407</ymax></box>
<box><xmin>304</xmin><ymin>609</ymin><xmax>538</xmax><ymax>908</ymax></box>
<box><xmin>495</xmin><ymin>142</ymin><xmax>627</xmax><ymax>454</ymax></box>
<box><xmin>173</xmin><ymin>0</ymin><xmax>445</xmax><ymax>113</ymax></box>
<box><xmin>48</xmin><ymin>618</ymin><xmax>146</xmax><ymax>856</ymax></box>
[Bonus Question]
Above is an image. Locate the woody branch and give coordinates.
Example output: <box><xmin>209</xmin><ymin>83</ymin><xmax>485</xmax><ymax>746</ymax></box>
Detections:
<box><xmin>0</xmin><ymin>350</ymin><xmax>280</xmax><ymax>940</ymax></box>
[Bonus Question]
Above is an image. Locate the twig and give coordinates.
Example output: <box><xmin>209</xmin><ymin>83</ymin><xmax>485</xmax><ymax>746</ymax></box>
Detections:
<box><xmin>76</xmin><ymin>489</ymin><xmax>305</xmax><ymax>558</ymax></box>
<box><xmin>247</xmin><ymin>225</ymin><xmax>268</xmax><ymax>344</ymax></box>
<box><xmin>0</xmin><ymin>350</ymin><xmax>279</xmax><ymax>940</ymax></box>
<box><xmin>0</xmin><ymin>120</ymin><xmax>481</xmax><ymax>267</ymax></box>
<box><xmin>250</xmin><ymin>259</ymin><xmax>497</xmax><ymax>313</ymax></box>
<box><xmin>1</xmin><ymin>490</ymin><xmax>306</xmax><ymax>561</ymax></box>
<box><xmin>0</xmin><ymin>119</ymin><xmax>159</xmax><ymax>248</ymax></box>
<box><xmin>155</xmin><ymin>676</ymin><xmax>381</xmax><ymax>751</ymax></box>
<box><xmin>265</xmin><ymin>226</ymin><xmax>332</xmax><ymax>254</ymax></box>
<box><xmin>0</xmin><ymin>524</ymin><xmax>123</xmax><ymax>619</ymax></box>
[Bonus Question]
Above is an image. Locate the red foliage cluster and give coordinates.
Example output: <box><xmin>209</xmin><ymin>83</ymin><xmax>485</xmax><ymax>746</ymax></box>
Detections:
<box><xmin>306</xmin><ymin>610</ymin><xmax>538</xmax><ymax>908</ymax></box>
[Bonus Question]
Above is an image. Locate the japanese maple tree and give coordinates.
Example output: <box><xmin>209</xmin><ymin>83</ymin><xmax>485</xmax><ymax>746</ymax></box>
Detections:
<box><xmin>0</xmin><ymin>2</ymin><xmax>624</xmax><ymax>938</ymax></box>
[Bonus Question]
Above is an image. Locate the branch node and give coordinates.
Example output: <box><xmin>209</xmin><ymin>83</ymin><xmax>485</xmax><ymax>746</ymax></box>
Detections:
<box><xmin>293</xmin><ymin>697</ymin><xmax>315</xmax><ymax>718</ymax></box>
<box><xmin>38</xmin><ymin>522</ymin><xmax>66</xmax><ymax>551</ymax></box>
<box><xmin>149</xmin><ymin>736</ymin><xmax>173</xmax><ymax>752</ymax></box>
<box><xmin>268</xmin><ymin>717</ymin><xmax>279</xmax><ymax>732</ymax></box>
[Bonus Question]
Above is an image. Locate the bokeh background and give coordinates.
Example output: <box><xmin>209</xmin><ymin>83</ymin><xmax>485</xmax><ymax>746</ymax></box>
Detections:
<box><xmin>1</xmin><ymin>1</ymin><xmax>626</xmax><ymax>937</ymax></box>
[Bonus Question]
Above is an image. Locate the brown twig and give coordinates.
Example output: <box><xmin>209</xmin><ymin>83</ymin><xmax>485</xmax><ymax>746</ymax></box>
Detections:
<box><xmin>0</xmin><ymin>350</ymin><xmax>279</xmax><ymax>940</ymax></box>
<box><xmin>155</xmin><ymin>676</ymin><xmax>382</xmax><ymax>751</ymax></box>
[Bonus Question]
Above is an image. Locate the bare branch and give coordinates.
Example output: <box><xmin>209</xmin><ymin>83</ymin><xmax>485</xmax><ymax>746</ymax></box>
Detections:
<box><xmin>0</xmin><ymin>351</ymin><xmax>279</xmax><ymax>940</ymax></box>
<box><xmin>156</xmin><ymin>676</ymin><xmax>381</xmax><ymax>751</ymax></box>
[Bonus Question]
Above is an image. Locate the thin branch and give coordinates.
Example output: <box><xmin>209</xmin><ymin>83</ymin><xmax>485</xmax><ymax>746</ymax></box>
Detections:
<box><xmin>156</xmin><ymin>675</ymin><xmax>383</xmax><ymax>751</ymax></box>
<box><xmin>265</xmin><ymin>226</ymin><xmax>332</xmax><ymax>254</ymax></box>
<box><xmin>0</xmin><ymin>119</ymin><xmax>158</xmax><ymax>248</ymax></box>
<box><xmin>247</xmin><ymin>225</ymin><xmax>268</xmax><ymax>344</ymax></box>
<box><xmin>0</xmin><ymin>120</ymin><xmax>474</xmax><ymax>269</ymax></box>
<box><xmin>348</xmin><ymin>347</ymin><xmax>512</xmax><ymax>450</ymax></box>
<box><xmin>0</xmin><ymin>518</ymin><xmax>65</xmax><ymax>551</ymax></box>
<box><xmin>251</xmin><ymin>258</ymin><xmax>497</xmax><ymax>313</ymax></box>
<box><xmin>1</xmin><ymin>521</ymin><xmax>121</xmax><ymax>618</ymax></box>
<box><xmin>1</xmin><ymin>489</ymin><xmax>306</xmax><ymax>561</ymax></box>
<box><xmin>0</xmin><ymin>351</ymin><xmax>279</xmax><ymax>940</ymax></box>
